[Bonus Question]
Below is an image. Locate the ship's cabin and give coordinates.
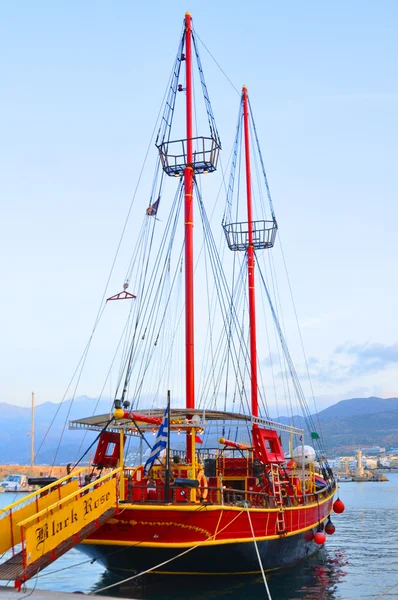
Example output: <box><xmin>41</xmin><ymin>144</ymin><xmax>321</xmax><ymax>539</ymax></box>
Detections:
<box><xmin>70</xmin><ymin>408</ymin><xmax>334</xmax><ymax>509</ymax></box>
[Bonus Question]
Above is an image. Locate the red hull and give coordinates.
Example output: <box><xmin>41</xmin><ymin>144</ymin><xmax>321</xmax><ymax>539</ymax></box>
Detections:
<box><xmin>79</xmin><ymin>489</ymin><xmax>335</xmax><ymax>574</ymax></box>
<box><xmin>84</xmin><ymin>490</ymin><xmax>334</xmax><ymax>548</ymax></box>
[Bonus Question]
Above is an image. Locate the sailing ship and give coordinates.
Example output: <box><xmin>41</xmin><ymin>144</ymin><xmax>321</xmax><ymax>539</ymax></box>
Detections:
<box><xmin>0</xmin><ymin>13</ymin><xmax>344</xmax><ymax>588</ymax></box>
<box><xmin>70</xmin><ymin>12</ymin><xmax>340</xmax><ymax>575</ymax></box>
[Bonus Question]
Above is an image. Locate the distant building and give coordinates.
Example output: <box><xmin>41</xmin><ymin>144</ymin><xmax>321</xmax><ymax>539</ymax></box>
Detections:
<box><xmin>361</xmin><ymin>446</ymin><xmax>385</xmax><ymax>454</ymax></box>
<box><xmin>356</xmin><ymin>450</ymin><xmax>364</xmax><ymax>477</ymax></box>
<box><xmin>333</xmin><ymin>453</ymin><xmax>378</xmax><ymax>472</ymax></box>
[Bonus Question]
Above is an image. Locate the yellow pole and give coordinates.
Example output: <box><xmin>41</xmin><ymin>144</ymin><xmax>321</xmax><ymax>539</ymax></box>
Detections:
<box><xmin>119</xmin><ymin>429</ymin><xmax>125</xmax><ymax>501</ymax></box>
<box><xmin>31</xmin><ymin>391</ymin><xmax>35</xmax><ymax>467</ymax></box>
<box><xmin>190</xmin><ymin>427</ymin><xmax>196</xmax><ymax>502</ymax></box>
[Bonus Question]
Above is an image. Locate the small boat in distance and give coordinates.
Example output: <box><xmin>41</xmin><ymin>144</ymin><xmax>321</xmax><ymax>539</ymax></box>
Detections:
<box><xmin>1</xmin><ymin>473</ymin><xmax>32</xmax><ymax>493</ymax></box>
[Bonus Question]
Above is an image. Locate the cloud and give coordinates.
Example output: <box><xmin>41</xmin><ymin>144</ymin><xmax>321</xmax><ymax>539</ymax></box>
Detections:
<box><xmin>308</xmin><ymin>342</ymin><xmax>398</xmax><ymax>383</ymax></box>
<box><xmin>307</xmin><ymin>356</ymin><xmax>321</xmax><ymax>368</ymax></box>
<box><xmin>336</xmin><ymin>342</ymin><xmax>398</xmax><ymax>376</ymax></box>
<box><xmin>303</xmin><ymin>357</ymin><xmax>348</xmax><ymax>383</ymax></box>
<box><xmin>263</xmin><ymin>352</ymin><xmax>281</xmax><ymax>367</ymax></box>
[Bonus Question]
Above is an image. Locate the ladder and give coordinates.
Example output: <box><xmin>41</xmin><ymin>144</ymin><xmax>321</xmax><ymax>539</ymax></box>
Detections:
<box><xmin>0</xmin><ymin>468</ymin><xmax>120</xmax><ymax>589</ymax></box>
<box><xmin>270</xmin><ymin>463</ymin><xmax>286</xmax><ymax>534</ymax></box>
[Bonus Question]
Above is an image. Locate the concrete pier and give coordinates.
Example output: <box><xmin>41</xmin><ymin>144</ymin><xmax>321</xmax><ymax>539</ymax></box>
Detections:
<box><xmin>0</xmin><ymin>587</ymin><xmax>133</xmax><ymax>599</ymax></box>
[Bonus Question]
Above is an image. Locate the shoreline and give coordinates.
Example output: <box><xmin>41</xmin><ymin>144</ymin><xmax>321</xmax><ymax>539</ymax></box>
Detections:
<box><xmin>0</xmin><ymin>465</ymin><xmax>70</xmax><ymax>480</ymax></box>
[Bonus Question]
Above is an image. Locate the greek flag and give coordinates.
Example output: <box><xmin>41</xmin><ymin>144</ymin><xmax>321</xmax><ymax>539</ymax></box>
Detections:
<box><xmin>144</xmin><ymin>405</ymin><xmax>169</xmax><ymax>475</ymax></box>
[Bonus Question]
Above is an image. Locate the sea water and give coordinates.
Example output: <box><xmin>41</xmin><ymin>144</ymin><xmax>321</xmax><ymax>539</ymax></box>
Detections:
<box><xmin>1</xmin><ymin>474</ymin><xmax>397</xmax><ymax>599</ymax></box>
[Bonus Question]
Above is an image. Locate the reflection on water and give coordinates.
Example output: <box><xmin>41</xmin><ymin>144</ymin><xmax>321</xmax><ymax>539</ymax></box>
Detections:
<box><xmin>1</xmin><ymin>476</ymin><xmax>398</xmax><ymax>599</ymax></box>
<box><xmin>88</xmin><ymin>475</ymin><xmax>398</xmax><ymax>599</ymax></box>
<box><xmin>91</xmin><ymin>548</ymin><xmax>347</xmax><ymax>600</ymax></box>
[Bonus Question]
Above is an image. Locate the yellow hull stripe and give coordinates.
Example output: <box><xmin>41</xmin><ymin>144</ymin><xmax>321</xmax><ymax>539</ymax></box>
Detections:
<box><xmin>152</xmin><ymin>564</ymin><xmax>288</xmax><ymax>575</ymax></box>
<box><xmin>105</xmin><ymin>567</ymin><xmax>278</xmax><ymax>575</ymax></box>
<box><xmin>82</xmin><ymin>514</ymin><xmax>330</xmax><ymax>549</ymax></box>
<box><xmin>108</xmin><ymin>488</ymin><xmax>334</xmax><ymax>513</ymax></box>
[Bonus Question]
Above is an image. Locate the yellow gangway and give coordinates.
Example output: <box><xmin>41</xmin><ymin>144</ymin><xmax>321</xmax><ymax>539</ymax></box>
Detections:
<box><xmin>0</xmin><ymin>468</ymin><xmax>121</xmax><ymax>589</ymax></box>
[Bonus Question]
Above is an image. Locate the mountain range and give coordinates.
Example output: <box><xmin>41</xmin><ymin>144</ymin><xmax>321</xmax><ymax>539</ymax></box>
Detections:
<box><xmin>0</xmin><ymin>396</ymin><xmax>397</xmax><ymax>464</ymax></box>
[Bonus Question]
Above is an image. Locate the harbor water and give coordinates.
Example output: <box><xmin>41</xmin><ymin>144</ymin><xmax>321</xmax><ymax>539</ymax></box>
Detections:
<box><xmin>1</xmin><ymin>474</ymin><xmax>397</xmax><ymax>599</ymax></box>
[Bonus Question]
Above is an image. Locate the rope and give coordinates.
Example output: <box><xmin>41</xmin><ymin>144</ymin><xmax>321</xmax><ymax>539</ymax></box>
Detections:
<box><xmin>35</xmin><ymin>27</ymin><xmax>179</xmax><ymax>469</ymax></box>
<box><xmin>93</xmin><ymin>509</ymin><xmax>246</xmax><ymax>594</ymax></box>
<box><xmin>194</xmin><ymin>31</ymin><xmax>240</xmax><ymax>96</ymax></box>
<box><xmin>72</xmin><ymin>416</ymin><xmax>115</xmax><ymax>470</ymax></box>
<box><xmin>373</xmin><ymin>582</ymin><xmax>398</xmax><ymax>599</ymax></box>
<box><xmin>33</xmin><ymin>557</ymin><xmax>96</xmax><ymax>578</ymax></box>
<box><xmin>18</xmin><ymin>574</ymin><xmax>38</xmax><ymax>599</ymax></box>
<box><xmin>93</xmin><ymin>545</ymin><xmax>199</xmax><ymax>594</ymax></box>
<box><xmin>196</xmin><ymin>188</ymin><xmax>252</xmax><ymax>417</ymax></box>
<box><xmin>245</xmin><ymin>505</ymin><xmax>273</xmax><ymax>599</ymax></box>
<box><xmin>257</xmin><ymin>260</ymin><xmax>328</xmax><ymax>462</ymax></box>
<box><xmin>277</xmin><ymin>232</ymin><xmax>325</xmax><ymax>441</ymax></box>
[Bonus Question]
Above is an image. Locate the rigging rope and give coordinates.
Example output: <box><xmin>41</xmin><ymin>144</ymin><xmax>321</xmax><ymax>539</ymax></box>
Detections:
<box><xmin>277</xmin><ymin>232</ymin><xmax>325</xmax><ymax>441</ymax></box>
<box><xmin>72</xmin><ymin>416</ymin><xmax>115</xmax><ymax>470</ymax></box>
<box><xmin>37</xmin><ymin>301</ymin><xmax>105</xmax><ymax>471</ymax></box>
<box><xmin>245</xmin><ymin>505</ymin><xmax>273</xmax><ymax>600</ymax></box>
<box><xmin>192</xmin><ymin>31</ymin><xmax>221</xmax><ymax>147</ymax></box>
<box><xmin>194</xmin><ymin>31</ymin><xmax>241</xmax><ymax>97</ymax></box>
<box><xmin>38</xmin><ymin>30</ymin><xmax>182</xmax><ymax>468</ymax></box>
<box><xmin>197</xmin><ymin>185</ymin><xmax>253</xmax><ymax>418</ymax></box>
<box><xmin>257</xmin><ymin>259</ymin><xmax>330</xmax><ymax>463</ymax></box>
<box><xmin>115</xmin><ymin>181</ymin><xmax>184</xmax><ymax>407</ymax></box>
<box><xmin>93</xmin><ymin>509</ymin><xmax>246</xmax><ymax>595</ymax></box>
<box><xmin>373</xmin><ymin>581</ymin><xmax>398</xmax><ymax>600</ymax></box>
<box><xmin>155</xmin><ymin>26</ymin><xmax>185</xmax><ymax>147</ymax></box>
<box><xmin>248</xmin><ymin>98</ymin><xmax>276</xmax><ymax>222</ymax></box>
<box><xmin>266</xmin><ymin>248</ymin><xmax>295</xmax><ymax>424</ymax></box>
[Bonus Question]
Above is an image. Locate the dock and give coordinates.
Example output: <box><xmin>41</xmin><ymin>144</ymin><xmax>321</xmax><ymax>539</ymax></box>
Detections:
<box><xmin>0</xmin><ymin>588</ymin><xmax>132</xmax><ymax>600</ymax></box>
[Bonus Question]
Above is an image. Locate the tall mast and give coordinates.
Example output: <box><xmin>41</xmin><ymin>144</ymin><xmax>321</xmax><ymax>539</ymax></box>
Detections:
<box><xmin>242</xmin><ymin>86</ymin><xmax>259</xmax><ymax>419</ymax></box>
<box><xmin>184</xmin><ymin>13</ymin><xmax>195</xmax><ymax>461</ymax></box>
<box><xmin>154</xmin><ymin>12</ymin><xmax>220</xmax><ymax>463</ymax></box>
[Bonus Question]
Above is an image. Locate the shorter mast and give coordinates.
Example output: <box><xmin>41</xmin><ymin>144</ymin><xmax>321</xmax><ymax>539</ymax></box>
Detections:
<box><xmin>31</xmin><ymin>391</ymin><xmax>35</xmax><ymax>467</ymax></box>
<box><xmin>242</xmin><ymin>86</ymin><xmax>259</xmax><ymax>420</ymax></box>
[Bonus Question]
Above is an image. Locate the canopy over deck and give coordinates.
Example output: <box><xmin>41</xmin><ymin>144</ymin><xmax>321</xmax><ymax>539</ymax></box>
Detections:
<box><xmin>69</xmin><ymin>408</ymin><xmax>303</xmax><ymax>437</ymax></box>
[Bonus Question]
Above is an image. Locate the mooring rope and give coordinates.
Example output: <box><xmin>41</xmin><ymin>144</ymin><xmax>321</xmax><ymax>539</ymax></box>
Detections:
<box><xmin>93</xmin><ymin>509</ymin><xmax>246</xmax><ymax>594</ymax></box>
<box><xmin>373</xmin><ymin>581</ymin><xmax>398</xmax><ymax>599</ymax></box>
<box><xmin>245</xmin><ymin>505</ymin><xmax>273</xmax><ymax>600</ymax></box>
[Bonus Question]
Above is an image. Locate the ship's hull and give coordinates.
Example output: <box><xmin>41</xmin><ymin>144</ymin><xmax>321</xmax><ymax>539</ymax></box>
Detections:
<box><xmin>81</xmin><ymin>531</ymin><xmax>321</xmax><ymax>575</ymax></box>
<box><xmin>79</xmin><ymin>490</ymin><xmax>334</xmax><ymax>575</ymax></box>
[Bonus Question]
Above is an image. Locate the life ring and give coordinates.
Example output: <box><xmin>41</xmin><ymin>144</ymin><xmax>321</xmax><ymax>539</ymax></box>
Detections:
<box><xmin>197</xmin><ymin>469</ymin><xmax>208</xmax><ymax>500</ymax></box>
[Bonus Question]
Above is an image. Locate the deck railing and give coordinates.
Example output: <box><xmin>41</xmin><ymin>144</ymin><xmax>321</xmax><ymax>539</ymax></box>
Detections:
<box><xmin>119</xmin><ymin>480</ymin><xmax>335</xmax><ymax>508</ymax></box>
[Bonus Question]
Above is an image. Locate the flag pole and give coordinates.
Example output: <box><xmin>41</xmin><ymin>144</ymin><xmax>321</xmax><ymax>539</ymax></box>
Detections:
<box><xmin>164</xmin><ymin>390</ymin><xmax>171</xmax><ymax>503</ymax></box>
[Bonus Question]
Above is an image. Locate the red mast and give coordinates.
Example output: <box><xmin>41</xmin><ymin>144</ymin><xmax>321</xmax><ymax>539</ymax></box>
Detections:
<box><xmin>242</xmin><ymin>86</ymin><xmax>259</xmax><ymax>419</ymax></box>
<box><xmin>184</xmin><ymin>13</ymin><xmax>195</xmax><ymax>461</ymax></box>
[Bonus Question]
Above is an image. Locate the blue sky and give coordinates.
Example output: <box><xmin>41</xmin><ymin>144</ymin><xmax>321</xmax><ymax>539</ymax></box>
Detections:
<box><xmin>1</xmin><ymin>1</ymin><xmax>397</xmax><ymax>410</ymax></box>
